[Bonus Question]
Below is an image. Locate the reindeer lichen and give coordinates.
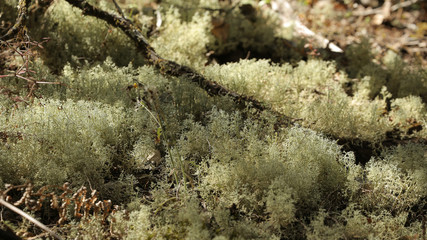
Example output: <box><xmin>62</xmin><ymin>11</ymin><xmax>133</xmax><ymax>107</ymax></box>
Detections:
<box><xmin>1</xmin><ymin>0</ymin><xmax>427</xmax><ymax>238</ymax></box>
<box><xmin>151</xmin><ymin>7</ymin><xmax>213</xmax><ymax>70</ymax></box>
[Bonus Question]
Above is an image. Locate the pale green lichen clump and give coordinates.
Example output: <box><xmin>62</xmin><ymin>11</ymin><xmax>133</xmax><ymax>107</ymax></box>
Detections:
<box><xmin>203</xmin><ymin>59</ymin><xmax>397</xmax><ymax>142</ymax></box>
<box><xmin>151</xmin><ymin>8</ymin><xmax>213</xmax><ymax>70</ymax></box>
<box><xmin>0</xmin><ymin>99</ymin><xmax>126</xmax><ymax>187</ymax></box>
<box><xmin>1</xmin><ymin>0</ymin><xmax>427</xmax><ymax>238</ymax></box>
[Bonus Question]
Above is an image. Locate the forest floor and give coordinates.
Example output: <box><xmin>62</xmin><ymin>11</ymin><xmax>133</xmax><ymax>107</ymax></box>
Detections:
<box><xmin>0</xmin><ymin>0</ymin><xmax>426</xmax><ymax>239</ymax></box>
<box><xmin>294</xmin><ymin>0</ymin><xmax>426</xmax><ymax>67</ymax></box>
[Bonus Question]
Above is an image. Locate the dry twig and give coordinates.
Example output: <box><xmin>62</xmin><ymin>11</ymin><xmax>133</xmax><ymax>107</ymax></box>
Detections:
<box><xmin>0</xmin><ymin>197</ymin><xmax>62</xmax><ymax>240</ymax></box>
<box><xmin>1</xmin><ymin>0</ymin><xmax>31</xmax><ymax>41</ymax></box>
<box><xmin>0</xmin><ymin>182</ymin><xmax>119</xmax><ymax>238</ymax></box>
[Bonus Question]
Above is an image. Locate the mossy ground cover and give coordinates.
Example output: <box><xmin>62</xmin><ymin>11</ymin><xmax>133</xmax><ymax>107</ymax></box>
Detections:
<box><xmin>0</xmin><ymin>0</ymin><xmax>426</xmax><ymax>239</ymax></box>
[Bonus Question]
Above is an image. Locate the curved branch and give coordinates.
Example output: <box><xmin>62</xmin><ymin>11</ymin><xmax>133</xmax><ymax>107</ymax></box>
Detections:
<box><xmin>0</xmin><ymin>197</ymin><xmax>63</xmax><ymax>240</ymax></box>
<box><xmin>62</xmin><ymin>0</ymin><xmax>425</xmax><ymax>164</ymax></box>
<box><xmin>63</xmin><ymin>0</ymin><xmax>269</xmax><ymax>113</ymax></box>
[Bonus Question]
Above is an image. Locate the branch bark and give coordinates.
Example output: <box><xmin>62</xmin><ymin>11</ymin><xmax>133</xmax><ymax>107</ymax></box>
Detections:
<box><xmin>61</xmin><ymin>0</ymin><xmax>425</xmax><ymax>164</ymax></box>
<box><xmin>64</xmin><ymin>0</ymin><xmax>269</xmax><ymax>113</ymax></box>
<box><xmin>0</xmin><ymin>197</ymin><xmax>63</xmax><ymax>240</ymax></box>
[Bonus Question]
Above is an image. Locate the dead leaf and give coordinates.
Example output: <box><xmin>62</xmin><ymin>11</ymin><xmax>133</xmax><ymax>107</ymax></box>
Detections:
<box><xmin>211</xmin><ymin>17</ymin><xmax>229</xmax><ymax>43</ymax></box>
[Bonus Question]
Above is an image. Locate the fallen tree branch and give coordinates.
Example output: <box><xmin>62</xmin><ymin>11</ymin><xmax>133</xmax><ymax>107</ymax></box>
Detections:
<box><xmin>62</xmin><ymin>0</ymin><xmax>425</xmax><ymax>163</ymax></box>
<box><xmin>64</xmin><ymin>0</ymin><xmax>269</xmax><ymax>113</ymax></box>
<box><xmin>0</xmin><ymin>197</ymin><xmax>62</xmax><ymax>240</ymax></box>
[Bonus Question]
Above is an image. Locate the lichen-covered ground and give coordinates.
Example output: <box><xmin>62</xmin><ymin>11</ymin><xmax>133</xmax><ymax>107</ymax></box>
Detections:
<box><xmin>0</xmin><ymin>0</ymin><xmax>426</xmax><ymax>239</ymax></box>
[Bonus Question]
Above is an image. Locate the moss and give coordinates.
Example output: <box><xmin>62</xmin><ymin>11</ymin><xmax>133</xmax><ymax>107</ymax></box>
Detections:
<box><xmin>383</xmin><ymin>143</ymin><xmax>427</xmax><ymax>196</ymax></box>
<box><xmin>344</xmin><ymin>41</ymin><xmax>427</xmax><ymax>102</ymax></box>
<box><xmin>362</xmin><ymin>160</ymin><xmax>421</xmax><ymax>213</ymax></box>
<box><xmin>43</xmin><ymin>58</ymin><xmax>167</xmax><ymax>108</ymax></box>
<box><xmin>209</xmin><ymin>2</ymin><xmax>284</xmax><ymax>60</ymax></box>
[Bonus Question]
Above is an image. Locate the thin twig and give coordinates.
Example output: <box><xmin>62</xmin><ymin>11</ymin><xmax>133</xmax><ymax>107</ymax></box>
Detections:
<box><xmin>64</xmin><ymin>0</ymin><xmax>271</xmax><ymax>114</ymax></box>
<box><xmin>0</xmin><ymin>0</ymin><xmax>31</xmax><ymax>40</ymax></box>
<box><xmin>272</xmin><ymin>0</ymin><xmax>343</xmax><ymax>53</ymax></box>
<box><xmin>111</xmin><ymin>0</ymin><xmax>129</xmax><ymax>22</ymax></box>
<box><xmin>0</xmin><ymin>198</ymin><xmax>63</xmax><ymax>240</ymax></box>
